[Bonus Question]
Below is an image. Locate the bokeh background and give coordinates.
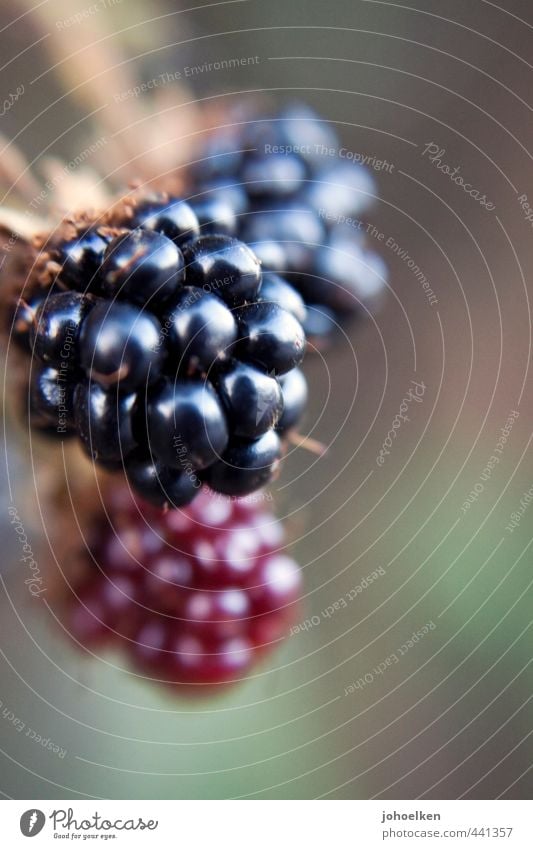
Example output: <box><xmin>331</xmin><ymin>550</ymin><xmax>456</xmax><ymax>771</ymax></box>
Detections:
<box><xmin>0</xmin><ymin>0</ymin><xmax>531</xmax><ymax>799</ymax></box>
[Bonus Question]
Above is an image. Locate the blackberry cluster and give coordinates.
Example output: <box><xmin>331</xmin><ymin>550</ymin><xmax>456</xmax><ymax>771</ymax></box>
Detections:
<box><xmin>66</xmin><ymin>487</ymin><xmax>302</xmax><ymax>690</ymax></box>
<box><xmin>187</xmin><ymin>103</ymin><xmax>388</xmax><ymax>346</ymax></box>
<box><xmin>12</xmin><ymin>198</ymin><xmax>309</xmax><ymax>507</ymax></box>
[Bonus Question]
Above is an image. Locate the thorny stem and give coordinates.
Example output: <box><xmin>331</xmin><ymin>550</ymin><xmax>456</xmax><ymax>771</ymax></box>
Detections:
<box><xmin>287</xmin><ymin>431</ymin><xmax>328</xmax><ymax>457</ymax></box>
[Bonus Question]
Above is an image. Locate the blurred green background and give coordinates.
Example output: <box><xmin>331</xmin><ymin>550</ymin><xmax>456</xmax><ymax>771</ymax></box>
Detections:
<box><xmin>0</xmin><ymin>0</ymin><xmax>531</xmax><ymax>799</ymax></box>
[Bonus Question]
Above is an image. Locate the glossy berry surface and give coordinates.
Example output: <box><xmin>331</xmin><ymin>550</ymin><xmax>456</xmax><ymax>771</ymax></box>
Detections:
<box><xmin>258</xmin><ymin>273</ymin><xmax>307</xmax><ymax>324</ymax></box>
<box><xmin>79</xmin><ymin>301</ymin><xmax>163</xmax><ymax>392</ymax></box>
<box><xmin>236</xmin><ymin>302</ymin><xmax>305</xmax><ymax>375</ymax></box>
<box><xmin>182</xmin><ymin>234</ymin><xmax>262</xmax><ymax>306</ymax></box>
<box><xmin>315</xmin><ymin>235</ymin><xmax>388</xmax><ymax>314</ymax></box>
<box><xmin>216</xmin><ymin>361</ymin><xmax>283</xmax><ymax>439</ymax></box>
<box><xmin>187</xmin><ymin>102</ymin><xmax>389</xmax><ymax>347</ymax></box>
<box><xmin>102</xmin><ymin>229</ymin><xmax>185</xmax><ymax>308</ymax></box>
<box><xmin>302</xmin><ymin>304</ymin><xmax>338</xmax><ymax>349</ymax></box>
<box><xmin>304</xmin><ymin>162</ymin><xmax>376</xmax><ymax>221</ymax></box>
<box><xmin>191</xmin><ymin>197</ymin><xmax>238</xmax><ymax>237</ymax></box>
<box><xmin>275</xmin><ymin>103</ymin><xmax>338</xmax><ymax>165</ymax></box>
<box><xmin>203</xmin><ymin>429</ymin><xmax>282</xmax><ymax>496</ymax></box>
<box><xmin>31</xmin><ymin>291</ymin><xmax>90</xmax><ymax>367</ymax></box>
<box><xmin>126</xmin><ymin>452</ymin><xmax>201</xmax><ymax>509</ymax></box>
<box><xmin>29</xmin><ymin>362</ymin><xmax>75</xmax><ymax>432</ymax></box>
<box><xmin>198</xmin><ymin>179</ymin><xmax>249</xmax><ymax>216</ymax></box>
<box><xmin>56</xmin><ymin>229</ymin><xmax>111</xmax><ymax>292</ymax></box>
<box><xmin>242</xmin><ymin>203</ymin><xmax>325</xmax><ymax>273</ymax></box>
<box><xmin>276</xmin><ymin>368</ymin><xmax>308</xmax><ymax>434</ymax></box>
<box><xmin>165</xmin><ymin>287</ymin><xmax>237</xmax><ymax>373</ymax></box>
<box><xmin>74</xmin><ymin>381</ymin><xmax>138</xmax><ymax>464</ymax></box>
<box><xmin>247</xmin><ymin>239</ymin><xmax>287</xmax><ymax>273</ymax></box>
<box><xmin>131</xmin><ymin>197</ymin><xmax>200</xmax><ymax>245</ymax></box>
<box><xmin>146</xmin><ymin>378</ymin><xmax>228</xmax><ymax>471</ymax></box>
<box><xmin>65</xmin><ymin>485</ymin><xmax>302</xmax><ymax>692</ymax></box>
<box><xmin>241</xmin><ymin>153</ymin><xmax>307</xmax><ymax>197</ymax></box>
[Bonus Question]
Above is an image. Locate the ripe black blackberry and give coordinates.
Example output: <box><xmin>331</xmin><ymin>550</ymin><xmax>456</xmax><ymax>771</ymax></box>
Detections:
<box><xmin>187</xmin><ymin>103</ymin><xmax>388</xmax><ymax>343</ymax></box>
<box><xmin>65</xmin><ymin>486</ymin><xmax>302</xmax><ymax>691</ymax></box>
<box><xmin>12</xmin><ymin>196</ymin><xmax>309</xmax><ymax>508</ymax></box>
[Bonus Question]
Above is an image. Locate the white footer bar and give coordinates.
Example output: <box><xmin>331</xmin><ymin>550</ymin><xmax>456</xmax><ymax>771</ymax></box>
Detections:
<box><xmin>1</xmin><ymin>799</ymin><xmax>530</xmax><ymax>847</ymax></box>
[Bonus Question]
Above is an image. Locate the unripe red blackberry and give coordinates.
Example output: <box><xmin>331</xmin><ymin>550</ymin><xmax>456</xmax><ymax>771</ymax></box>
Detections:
<box><xmin>65</xmin><ymin>485</ymin><xmax>302</xmax><ymax>693</ymax></box>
